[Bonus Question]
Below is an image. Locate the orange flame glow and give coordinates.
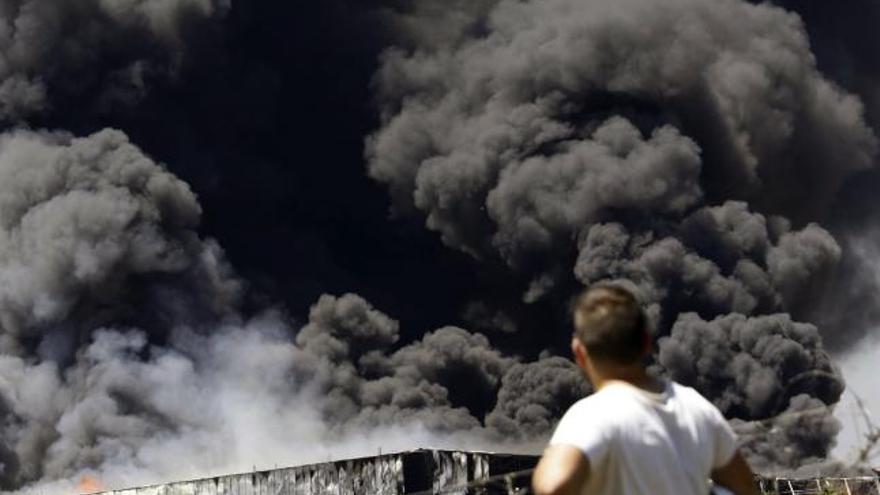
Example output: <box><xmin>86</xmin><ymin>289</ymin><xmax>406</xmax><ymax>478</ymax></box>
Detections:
<box><xmin>75</xmin><ymin>474</ymin><xmax>103</xmax><ymax>494</ymax></box>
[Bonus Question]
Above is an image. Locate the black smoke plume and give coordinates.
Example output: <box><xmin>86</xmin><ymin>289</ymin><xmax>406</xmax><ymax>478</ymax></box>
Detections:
<box><xmin>0</xmin><ymin>0</ymin><xmax>229</xmax><ymax>121</ymax></box>
<box><xmin>0</xmin><ymin>0</ymin><xmax>872</xmax><ymax>492</ymax></box>
<box><xmin>367</xmin><ymin>0</ymin><xmax>877</xmax><ymax>473</ymax></box>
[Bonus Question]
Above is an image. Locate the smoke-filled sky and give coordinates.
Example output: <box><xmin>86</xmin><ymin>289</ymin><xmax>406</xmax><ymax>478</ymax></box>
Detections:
<box><xmin>0</xmin><ymin>0</ymin><xmax>879</xmax><ymax>492</ymax></box>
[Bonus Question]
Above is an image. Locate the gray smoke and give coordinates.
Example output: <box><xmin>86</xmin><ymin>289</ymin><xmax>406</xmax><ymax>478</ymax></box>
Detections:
<box><xmin>0</xmin><ymin>127</ymin><xmax>242</xmax><ymax>489</ymax></box>
<box><xmin>367</xmin><ymin>0</ymin><xmax>875</xmax><ymax>470</ymax></box>
<box><xmin>0</xmin><ymin>0</ymin><xmax>229</xmax><ymax>119</ymax></box>
<box><xmin>291</xmin><ymin>294</ymin><xmax>586</xmax><ymax>439</ymax></box>
<box><xmin>368</xmin><ymin>0</ymin><xmax>874</xmax><ymax>289</ymax></box>
<box><xmin>0</xmin><ymin>118</ymin><xmax>577</xmax><ymax>493</ymax></box>
<box><xmin>732</xmin><ymin>395</ymin><xmax>842</xmax><ymax>473</ymax></box>
<box><xmin>375</xmin><ymin>0</ymin><xmax>498</xmax><ymax>50</ymax></box>
<box><xmin>0</xmin><ymin>133</ymin><xmax>575</xmax><ymax>490</ymax></box>
<box><xmin>487</xmin><ymin>357</ymin><xmax>592</xmax><ymax>439</ymax></box>
<box><xmin>0</xmin><ymin>128</ymin><xmax>239</xmax><ymax>353</ymax></box>
<box><xmin>1</xmin><ymin>288</ymin><xmax>567</xmax><ymax>493</ymax></box>
<box><xmin>574</xmin><ymin>203</ymin><xmax>841</xmax><ymax>329</ymax></box>
<box><xmin>658</xmin><ymin>312</ymin><xmax>843</xmax><ymax>470</ymax></box>
<box><xmin>0</xmin><ymin>0</ymin><xmax>873</xmax><ymax>490</ymax></box>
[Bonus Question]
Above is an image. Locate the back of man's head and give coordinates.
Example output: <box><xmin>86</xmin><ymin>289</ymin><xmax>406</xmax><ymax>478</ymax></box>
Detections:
<box><xmin>572</xmin><ymin>284</ymin><xmax>647</xmax><ymax>365</ymax></box>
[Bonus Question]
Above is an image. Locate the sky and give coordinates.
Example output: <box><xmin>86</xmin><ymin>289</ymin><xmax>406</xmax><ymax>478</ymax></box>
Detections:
<box><xmin>834</xmin><ymin>342</ymin><xmax>880</xmax><ymax>465</ymax></box>
<box><xmin>0</xmin><ymin>0</ymin><xmax>878</xmax><ymax>492</ymax></box>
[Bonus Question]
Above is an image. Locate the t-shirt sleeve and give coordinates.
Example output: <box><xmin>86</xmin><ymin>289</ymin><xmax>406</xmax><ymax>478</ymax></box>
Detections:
<box><xmin>706</xmin><ymin>403</ymin><xmax>738</xmax><ymax>469</ymax></box>
<box><xmin>549</xmin><ymin>402</ymin><xmax>610</xmax><ymax>465</ymax></box>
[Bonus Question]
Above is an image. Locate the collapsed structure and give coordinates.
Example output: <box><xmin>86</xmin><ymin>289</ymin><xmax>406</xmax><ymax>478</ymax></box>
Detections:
<box><xmin>89</xmin><ymin>449</ymin><xmax>538</xmax><ymax>495</ymax></box>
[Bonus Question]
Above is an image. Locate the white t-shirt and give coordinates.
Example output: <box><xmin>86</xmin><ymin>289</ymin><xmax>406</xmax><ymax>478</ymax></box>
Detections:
<box><xmin>549</xmin><ymin>380</ymin><xmax>737</xmax><ymax>495</ymax></box>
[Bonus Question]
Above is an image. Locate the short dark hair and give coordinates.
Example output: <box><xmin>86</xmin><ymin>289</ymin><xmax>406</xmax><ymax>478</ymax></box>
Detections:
<box><xmin>572</xmin><ymin>284</ymin><xmax>647</xmax><ymax>364</ymax></box>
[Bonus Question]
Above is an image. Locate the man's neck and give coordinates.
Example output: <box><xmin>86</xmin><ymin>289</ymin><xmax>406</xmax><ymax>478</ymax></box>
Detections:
<box><xmin>587</xmin><ymin>363</ymin><xmax>664</xmax><ymax>393</ymax></box>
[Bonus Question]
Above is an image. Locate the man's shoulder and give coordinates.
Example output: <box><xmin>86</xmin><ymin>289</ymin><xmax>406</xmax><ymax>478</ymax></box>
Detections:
<box><xmin>565</xmin><ymin>391</ymin><xmax>608</xmax><ymax>413</ymax></box>
<box><xmin>551</xmin><ymin>389</ymin><xmax>632</xmax><ymax>446</ymax></box>
<box><xmin>669</xmin><ymin>381</ymin><xmax>710</xmax><ymax>401</ymax></box>
<box><xmin>563</xmin><ymin>384</ymin><xmax>644</xmax><ymax>421</ymax></box>
<box><xmin>574</xmin><ymin>383</ymin><xmax>638</xmax><ymax>405</ymax></box>
<box><xmin>669</xmin><ymin>381</ymin><xmax>724</xmax><ymax>415</ymax></box>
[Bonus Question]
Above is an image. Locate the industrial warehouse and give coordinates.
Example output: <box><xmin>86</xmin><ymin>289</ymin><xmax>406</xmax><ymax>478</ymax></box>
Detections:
<box><xmin>83</xmin><ymin>450</ymin><xmax>537</xmax><ymax>495</ymax></box>
<box><xmin>77</xmin><ymin>450</ymin><xmax>880</xmax><ymax>495</ymax></box>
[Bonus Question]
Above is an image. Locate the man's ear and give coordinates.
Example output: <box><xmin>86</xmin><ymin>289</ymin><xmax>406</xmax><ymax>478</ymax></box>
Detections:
<box><xmin>571</xmin><ymin>338</ymin><xmax>588</xmax><ymax>370</ymax></box>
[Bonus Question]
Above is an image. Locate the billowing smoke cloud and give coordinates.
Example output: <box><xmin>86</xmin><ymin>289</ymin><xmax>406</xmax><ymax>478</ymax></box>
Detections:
<box><xmin>487</xmin><ymin>356</ymin><xmax>591</xmax><ymax>439</ymax></box>
<box><xmin>0</xmin><ymin>126</ymin><xmax>241</xmax><ymax>489</ymax></box>
<box><xmin>368</xmin><ymin>0</ymin><xmax>874</xmax><ymax>289</ymax></box>
<box><xmin>658</xmin><ymin>312</ymin><xmax>843</xmax><ymax>467</ymax></box>
<box><xmin>0</xmin><ymin>288</ymin><xmax>581</xmax><ymax>492</ymax></box>
<box><xmin>0</xmin><ymin>127</ymin><xmax>582</xmax><ymax>490</ymax></box>
<box><xmin>367</xmin><ymin>0</ymin><xmax>875</xmax><ymax>471</ymax></box>
<box><xmin>0</xmin><ymin>0</ymin><xmax>229</xmax><ymax>120</ymax></box>
<box><xmin>0</xmin><ymin>0</ymin><xmax>873</xmax><ymax>491</ymax></box>
<box><xmin>574</xmin><ymin>202</ymin><xmax>842</xmax><ymax>330</ymax></box>
<box><xmin>290</xmin><ymin>293</ymin><xmax>587</xmax><ymax>442</ymax></box>
<box><xmin>0</xmin><ymin>2</ymin><xmax>591</xmax><ymax>490</ymax></box>
<box><xmin>0</xmin><ymin>129</ymin><xmax>239</xmax><ymax>353</ymax></box>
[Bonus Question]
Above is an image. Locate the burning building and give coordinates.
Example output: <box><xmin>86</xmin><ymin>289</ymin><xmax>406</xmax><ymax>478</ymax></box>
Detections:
<box><xmin>83</xmin><ymin>450</ymin><xmax>538</xmax><ymax>495</ymax></box>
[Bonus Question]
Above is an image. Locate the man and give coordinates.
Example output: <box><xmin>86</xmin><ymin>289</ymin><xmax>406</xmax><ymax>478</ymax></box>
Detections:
<box><xmin>532</xmin><ymin>284</ymin><xmax>759</xmax><ymax>495</ymax></box>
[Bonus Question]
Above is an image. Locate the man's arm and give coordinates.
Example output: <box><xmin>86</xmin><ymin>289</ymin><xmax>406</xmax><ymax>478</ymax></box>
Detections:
<box><xmin>531</xmin><ymin>444</ymin><xmax>590</xmax><ymax>495</ymax></box>
<box><xmin>711</xmin><ymin>450</ymin><xmax>760</xmax><ymax>495</ymax></box>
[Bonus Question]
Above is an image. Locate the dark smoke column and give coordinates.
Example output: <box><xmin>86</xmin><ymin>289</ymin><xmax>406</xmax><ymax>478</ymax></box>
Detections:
<box><xmin>367</xmin><ymin>0</ymin><xmax>875</xmax><ymax>471</ymax></box>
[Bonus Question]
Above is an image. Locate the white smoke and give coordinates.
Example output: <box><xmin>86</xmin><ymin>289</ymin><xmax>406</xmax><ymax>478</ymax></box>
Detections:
<box><xmin>3</xmin><ymin>297</ymin><xmax>550</xmax><ymax>494</ymax></box>
<box><xmin>6</xmin><ymin>315</ymin><xmax>539</xmax><ymax>494</ymax></box>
